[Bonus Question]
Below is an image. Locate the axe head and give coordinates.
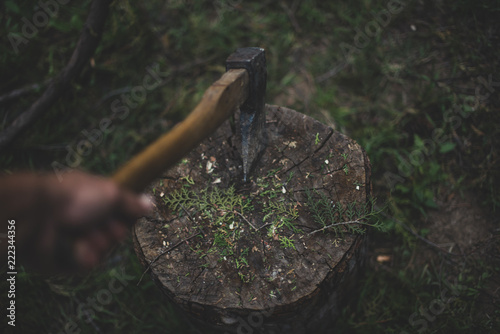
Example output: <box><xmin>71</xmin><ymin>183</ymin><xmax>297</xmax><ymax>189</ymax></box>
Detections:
<box><xmin>226</xmin><ymin>47</ymin><xmax>267</xmax><ymax>181</ymax></box>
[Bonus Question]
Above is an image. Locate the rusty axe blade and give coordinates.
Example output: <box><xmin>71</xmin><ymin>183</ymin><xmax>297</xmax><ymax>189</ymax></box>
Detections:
<box><xmin>226</xmin><ymin>47</ymin><xmax>267</xmax><ymax>182</ymax></box>
<box><xmin>112</xmin><ymin>47</ymin><xmax>266</xmax><ymax>193</ymax></box>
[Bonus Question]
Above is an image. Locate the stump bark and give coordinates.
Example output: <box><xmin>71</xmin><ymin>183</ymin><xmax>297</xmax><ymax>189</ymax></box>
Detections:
<box><xmin>133</xmin><ymin>105</ymin><xmax>372</xmax><ymax>334</ymax></box>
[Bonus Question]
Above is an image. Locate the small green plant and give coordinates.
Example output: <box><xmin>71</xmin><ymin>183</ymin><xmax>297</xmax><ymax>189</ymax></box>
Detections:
<box><xmin>164</xmin><ymin>169</ymin><xmax>305</xmax><ymax>283</ymax></box>
<box><xmin>315</xmin><ymin>132</ymin><xmax>321</xmax><ymax>145</ymax></box>
<box><xmin>235</xmin><ymin>254</ymin><xmax>249</xmax><ymax>269</ymax></box>
<box><xmin>305</xmin><ymin>190</ymin><xmax>383</xmax><ymax>237</ymax></box>
<box><xmin>263</xmin><ymin>200</ymin><xmax>301</xmax><ymax>234</ymax></box>
<box><xmin>279</xmin><ymin>236</ymin><xmax>296</xmax><ymax>250</ymax></box>
<box><xmin>163</xmin><ymin>185</ymin><xmax>253</xmax><ymax>264</ymax></box>
<box><xmin>162</xmin><ymin>186</ymin><xmax>195</xmax><ymax>212</ymax></box>
<box><xmin>238</xmin><ymin>271</ymin><xmax>253</xmax><ymax>283</ymax></box>
<box><xmin>257</xmin><ymin>178</ymin><xmax>281</xmax><ymax>199</ymax></box>
<box><xmin>343</xmin><ymin>164</ymin><xmax>349</xmax><ymax>175</ymax></box>
<box><xmin>267</xmin><ymin>167</ymin><xmax>282</xmax><ymax>176</ymax></box>
<box><xmin>180</xmin><ymin>175</ymin><xmax>195</xmax><ymax>185</ymax></box>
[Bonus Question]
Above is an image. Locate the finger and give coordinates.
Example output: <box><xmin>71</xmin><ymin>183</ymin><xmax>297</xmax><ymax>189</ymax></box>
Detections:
<box><xmin>63</xmin><ymin>176</ymin><xmax>122</xmax><ymax>231</ymax></box>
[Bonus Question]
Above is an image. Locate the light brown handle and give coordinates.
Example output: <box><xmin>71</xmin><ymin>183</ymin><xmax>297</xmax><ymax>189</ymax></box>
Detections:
<box><xmin>112</xmin><ymin>68</ymin><xmax>249</xmax><ymax>193</ymax></box>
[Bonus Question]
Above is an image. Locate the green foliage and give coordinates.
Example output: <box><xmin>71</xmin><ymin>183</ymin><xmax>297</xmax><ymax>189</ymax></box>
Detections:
<box><xmin>163</xmin><ymin>175</ymin><xmax>302</xmax><ymax>270</ymax></box>
<box><xmin>263</xmin><ymin>200</ymin><xmax>300</xmax><ymax>234</ymax></box>
<box><xmin>315</xmin><ymin>132</ymin><xmax>320</xmax><ymax>145</ymax></box>
<box><xmin>305</xmin><ymin>190</ymin><xmax>384</xmax><ymax>237</ymax></box>
<box><xmin>162</xmin><ymin>186</ymin><xmax>195</xmax><ymax>212</ymax></box>
<box><xmin>279</xmin><ymin>236</ymin><xmax>296</xmax><ymax>250</ymax></box>
<box><xmin>254</xmin><ymin>171</ymin><xmax>301</xmax><ymax>250</ymax></box>
<box><xmin>163</xmin><ymin>185</ymin><xmax>252</xmax><ymax>257</ymax></box>
<box><xmin>343</xmin><ymin>164</ymin><xmax>349</xmax><ymax>175</ymax></box>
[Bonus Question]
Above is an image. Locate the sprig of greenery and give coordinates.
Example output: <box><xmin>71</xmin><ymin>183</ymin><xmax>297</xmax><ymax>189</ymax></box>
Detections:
<box><xmin>305</xmin><ymin>189</ymin><xmax>384</xmax><ymax>237</ymax></box>
<box><xmin>162</xmin><ymin>186</ymin><xmax>198</xmax><ymax>212</ymax></box>
<box><xmin>263</xmin><ymin>200</ymin><xmax>301</xmax><ymax>234</ymax></box>
<box><xmin>315</xmin><ymin>132</ymin><xmax>321</xmax><ymax>145</ymax></box>
<box><xmin>163</xmin><ymin>185</ymin><xmax>253</xmax><ymax>264</ymax></box>
<box><xmin>279</xmin><ymin>236</ymin><xmax>296</xmax><ymax>250</ymax></box>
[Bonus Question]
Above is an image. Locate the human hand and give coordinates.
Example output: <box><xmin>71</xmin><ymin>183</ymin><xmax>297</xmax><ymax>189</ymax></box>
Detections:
<box><xmin>0</xmin><ymin>171</ymin><xmax>153</xmax><ymax>273</ymax></box>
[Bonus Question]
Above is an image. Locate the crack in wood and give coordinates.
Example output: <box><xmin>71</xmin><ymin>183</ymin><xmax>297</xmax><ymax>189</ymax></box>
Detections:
<box><xmin>284</xmin><ymin>127</ymin><xmax>334</xmax><ymax>174</ymax></box>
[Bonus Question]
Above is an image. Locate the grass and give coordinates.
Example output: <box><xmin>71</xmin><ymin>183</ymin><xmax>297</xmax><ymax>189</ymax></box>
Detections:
<box><xmin>1</xmin><ymin>0</ymin><xmax>499</xmax><ymax>333</ymax></box>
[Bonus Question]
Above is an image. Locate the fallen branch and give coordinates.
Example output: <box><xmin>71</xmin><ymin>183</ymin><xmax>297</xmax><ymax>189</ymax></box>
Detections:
<box><xmin>0</xmin><ymin>0</ymin><xmax>113</xmax><ymax>150</ymax></box>
<box><xmin>0</xmin><ymin>79</ymin><xmax>51</xmax><ymax>105</ymax></box>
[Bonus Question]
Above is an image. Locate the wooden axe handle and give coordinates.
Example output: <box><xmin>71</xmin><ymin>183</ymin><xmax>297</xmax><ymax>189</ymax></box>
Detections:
<box><xmin>112</xmin><ymin>68</ymin><xmax>249</xmax><ymax>193</ymax></box>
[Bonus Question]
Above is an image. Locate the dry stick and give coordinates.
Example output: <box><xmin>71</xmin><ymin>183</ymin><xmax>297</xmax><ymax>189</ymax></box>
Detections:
<box><xmin>180</xmin><ymin>204</ymin><xmax>196</xmax><ymax>224</ymax></box>
<box><xmin>137</xmin><ymin>232</ymin><xmax>201</xmax><ymax>286</ymax></box>
<box><xmin>258</xmin><ymin>222</ymin><xmax>273</xmax><ymax>230</ymax></box>
<box><xmin>233</xmin><ymin>210</ymin><xmax>258</xmax><ymax>231</ymax></box>
<box><xmin>0</xmin><ymin>79</ymin><xmax>51</xmax><ymax>105</ymax></box>
<box><xmin>0</xmin><ymin>0</ymin><xmax>112</xmax><ymax>150</ymax></box>
<box><xmin>308</xmin><ymin>220</ymin><xmax>361</xmax><ymax>235</ymax></box>
<box><xmin>315</xmin><ymin>61</ymin><xmax>349</xmax><ymax>83</ymax></box>
<box><xmin>280</xmin><ymin>0</ymin><xmax>302</xmax><ymax>33</ymax></box>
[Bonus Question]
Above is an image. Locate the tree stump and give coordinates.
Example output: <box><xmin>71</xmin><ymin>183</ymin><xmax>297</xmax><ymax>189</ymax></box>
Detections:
<box><xmin>133</xmin><ymin>105</ymin><xmax>372</xmax><ymax>334</ymax></box>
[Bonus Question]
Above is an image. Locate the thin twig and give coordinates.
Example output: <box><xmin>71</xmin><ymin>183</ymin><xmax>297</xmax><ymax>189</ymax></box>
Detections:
<box><xmin>233</xmin><ymin>210</ymin><xmax>258</xmax><ymax>231</ymax></box>
<box><xmin>315</xmin><ymin>61</ymin><xmax>349</xmax><ymax>83</ymax></box>
<box><xmin>258</xmin><ymin>222</ymin><xmax>273</xmax><ymax>230</ymax></box>
<box><xmin>308</xmin><ymin>220</ymin><xmax>361</xmax><ymax>235</ymax></box>
<box><xmin>137</xmin><ymin>232</ymin><xmax>201</xmax><ymax>286</ymax></box>
<box><xmin>180</xmin><ymin>204</ymin><xmax>197</xmax><ymax>224</ymax></box>
<box><xmin>0</xmin><ymin>78</ymin><xmax>51</xmax><ymax>105</ymax></box>
<box><xmin>0</xmin><ymin>0</ymin><xmax>113</xmax><ymax>150</ymax></box>
<box><xmin>280</xmin><ymin>0</ymin><xmax>302</xmax><ymax>33</ymax></box>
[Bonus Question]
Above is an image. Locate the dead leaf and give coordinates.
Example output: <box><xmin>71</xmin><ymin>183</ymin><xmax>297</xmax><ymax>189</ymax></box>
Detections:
<box><xmin>376</xmin><ymin>255</ymin><xmax>392</xmax><ymax>263</ymax></box>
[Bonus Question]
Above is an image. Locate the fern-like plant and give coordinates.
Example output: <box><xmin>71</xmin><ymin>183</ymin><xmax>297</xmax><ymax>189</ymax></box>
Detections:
<box><xmin>305</xmin><ymin>189</ymin><xmax>383</xmax><ymax>236</ymax></box>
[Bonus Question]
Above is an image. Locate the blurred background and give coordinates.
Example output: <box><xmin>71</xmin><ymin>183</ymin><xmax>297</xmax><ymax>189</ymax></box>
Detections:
<box><xmin>1</xmin><ymin>0</ymin><xmax>499</xmax><ymax>333</ymax></box>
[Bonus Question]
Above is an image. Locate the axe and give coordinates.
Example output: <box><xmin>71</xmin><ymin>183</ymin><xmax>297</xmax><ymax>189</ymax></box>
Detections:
<box><xmin>112</xmin><ymin>47</ymin><xmax>267</xmax><ymax>192</ymax></box>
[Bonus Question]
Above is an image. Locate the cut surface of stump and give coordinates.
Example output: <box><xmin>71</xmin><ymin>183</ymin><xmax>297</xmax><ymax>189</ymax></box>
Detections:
<box><xmin>133</xmin><ymin>105</ymin><xmax>372</xmax><ymax>333</ymax></box>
